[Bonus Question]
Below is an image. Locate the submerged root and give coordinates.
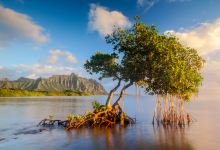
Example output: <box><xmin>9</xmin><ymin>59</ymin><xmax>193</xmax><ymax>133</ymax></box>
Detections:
<box><xmin>38</xmin><ymin>105</ymin><xmax>135</xmax><ymax>130</ymax></box>
<box><xmin>38</xmin><ymin>119</ymin><xmax>68</xmax><ymax>127</ymax></box>
<box><xmin>152</xmin><ymin>108</ymin><xmax>194</xmax><ymax>127</ymax></box>
<box><xmin>152</xmin><ymin>95</ymin><xmax>196</xmax><ymax>128</ymax></box>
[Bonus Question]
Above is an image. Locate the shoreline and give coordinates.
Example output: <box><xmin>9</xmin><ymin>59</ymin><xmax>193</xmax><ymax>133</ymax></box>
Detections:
<box><xmin>0</xmin><ymin>89</ymin><xmax>107</xmax><ymax>97</ymax></box>
<box><xmin>0</xmin><ymin>95</ymin><xmax>107</xmax><ymax>99</ymax></box>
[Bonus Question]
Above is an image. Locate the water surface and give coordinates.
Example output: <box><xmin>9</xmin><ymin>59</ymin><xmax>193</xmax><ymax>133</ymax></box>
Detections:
<box><xmin>0</xmin><ymin>96</ymin><xmax>219</xmax><ymax>150</ymax></box>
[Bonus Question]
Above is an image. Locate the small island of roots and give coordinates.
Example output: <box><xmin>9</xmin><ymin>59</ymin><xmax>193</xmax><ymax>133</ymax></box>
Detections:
<box><xmin>38</xmin><ymin>17</ymin><xmax>204</xmax><ymax>129</ymax></box>
<box><xmin>38</xmin><ymin>101</ymin><xmax>136</xmax><ymax>129</ymax></box>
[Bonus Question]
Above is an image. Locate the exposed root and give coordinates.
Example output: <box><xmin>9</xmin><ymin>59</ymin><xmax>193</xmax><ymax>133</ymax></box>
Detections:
<box><xmin>152</xmin><ymin>94</ymin><xmax>196</xmax><ymax>128</ymax></box>
<box><xmin>38</xmin><ymin>105</ymin><xmax>135</xmax><ymax>130</ymax></box>
<box><xmin>38</xmin><ymin>119</ymin><xmax>68</xmax><ymax>127</ymax></box>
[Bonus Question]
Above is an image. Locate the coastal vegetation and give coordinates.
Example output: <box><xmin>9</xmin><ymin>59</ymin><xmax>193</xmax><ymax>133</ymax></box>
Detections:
<box><xmin>39</xmin><ymin>17</ymin><xmax>204</xmax><ymax>129</ymax></box>
<box><xmin>0</xmin><ymin>89</ymin><xmax>91</xmax><ymax>97</ymax></box>
<box><xmin>38</xmin><ymin>100</ymin><xmax>135</xmax><ymax>129</ymax></box>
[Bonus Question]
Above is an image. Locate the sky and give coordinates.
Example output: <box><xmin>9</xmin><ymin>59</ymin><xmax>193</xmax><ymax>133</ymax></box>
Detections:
<box><xmin>0</xmin><ymin>0</ymin><xmax>220</xmax><ymax>98</ymax></box>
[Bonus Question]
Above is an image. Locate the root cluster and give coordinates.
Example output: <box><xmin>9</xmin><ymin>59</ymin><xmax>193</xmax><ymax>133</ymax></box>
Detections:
<box><xmin>152</xmin><ymin>95</ymin><xmax>195</xmax><ymax>127</ymax></box>
<box><xmin>38</xmin><ymin>106</ymin><xmax>135</xmax><ymax>130</ymax></box>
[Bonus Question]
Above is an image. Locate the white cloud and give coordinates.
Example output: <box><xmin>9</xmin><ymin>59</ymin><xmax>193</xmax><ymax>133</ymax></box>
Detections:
<box><xmin>196</xmin><ymin>60</ymin><xmax>220</xmax><ymax>100</ymax></box>
<box><xmin>137</xmin><ymin>0</ymin><xmax>159</xmax><ymax>10</ymax></box>
<box><xmin>0</xmin><ymin>64</ymin><xmax>79</xmax><ymax>80</ymax></box>
<box><xmin>202</xmin><ymin>60</ymin><xmax>220</xmax><ymax>88</ymax></box>
<box><xmin>166</xmin><ymin>18</ymin><xmax>220</xmax><ymax>56</ymax></box>
<box><xmin>0</xmin><ymin>5</ymin><xmax>48</xmax><ymax>47</ymax></box>
<box><xmin>137</xmin><ymin>0</ymin><xmax>190</xmax><ymax>11</ymax></box>
<box><xmin>88</xmin><ymin>4</ymin><xmax>131</xmax><ymax>36</ymax></box>
<box><xmin>0</xmin><ymin>49</ymin><xmax>78</xmax><ymax>80</ymax></box>
<box><xmin>47</xmin><ymin>49</ymin><xmax>77</xmax><ymax>64</ymax></box>
<box><xmin>13</xmin><ymin>64</ymin><xmax>76</xmax><ymax>79</ymax></box>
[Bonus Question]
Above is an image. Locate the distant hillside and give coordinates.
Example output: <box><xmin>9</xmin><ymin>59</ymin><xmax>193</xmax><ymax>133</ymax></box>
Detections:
<box><xmin>0</xmin><ymin>89</ymin><xmax>91</xmax><ymax>97</ymax></box>
<box><xmin>0</xmin><ymin>73</ymin><xmax>107</xmax><ymax>95</ymax></box>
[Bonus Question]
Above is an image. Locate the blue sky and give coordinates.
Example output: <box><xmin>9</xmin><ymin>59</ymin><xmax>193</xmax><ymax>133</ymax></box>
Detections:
<box><xmin>0</xmin><ymin>0</ymin><xmax>220</xmax><ymax>96</ymax></box>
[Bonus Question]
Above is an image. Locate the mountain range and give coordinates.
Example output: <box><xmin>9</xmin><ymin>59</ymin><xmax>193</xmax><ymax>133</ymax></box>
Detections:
<box><xmin>0</xmin><ymin>73</ymin><xmax>107</xmax><ymax>95</ymax></box>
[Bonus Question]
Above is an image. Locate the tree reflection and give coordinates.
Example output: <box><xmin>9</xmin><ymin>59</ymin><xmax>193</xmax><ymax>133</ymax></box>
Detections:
<box><xmin>153</xmin><ymin>125</ymin><xmax>194</xmax><ymax>150</ymax></box>
<box><xmin>64</xmin><ymin>125</ymin><xmax>194</xmax><ymax>150</ymax></box>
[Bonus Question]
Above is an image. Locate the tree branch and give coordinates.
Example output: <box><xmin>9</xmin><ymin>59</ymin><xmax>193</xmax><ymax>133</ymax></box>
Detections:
<box><xmin>105</xmin><ymin>79</ymin><xmax>122</xmax><ymax>107</ymax></box>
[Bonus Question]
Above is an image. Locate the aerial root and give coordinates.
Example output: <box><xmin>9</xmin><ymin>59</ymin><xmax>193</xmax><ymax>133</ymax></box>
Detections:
<box><xmin>38</xmin><ymin>105</ymin><xmax>135</xmax><ymax>130</ymax></box>
<box><xmin>152</xmin><ymin>108</ymin><xmax>195</xmax><ymax>128</ymax></box>
<box><xmin>151</xmin><ymin>95</ymin><xmax>197</xmax><ymax>128</ymax></box>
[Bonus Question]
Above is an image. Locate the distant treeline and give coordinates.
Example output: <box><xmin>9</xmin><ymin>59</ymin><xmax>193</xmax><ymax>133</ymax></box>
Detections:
<box><xmin>0</xmin><ymin>89</ymin><xmax>91</xmax><ymax>97</ymax></box>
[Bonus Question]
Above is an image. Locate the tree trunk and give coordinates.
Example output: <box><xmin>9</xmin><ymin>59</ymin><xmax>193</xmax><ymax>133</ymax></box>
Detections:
<box><xmin>112</xmin><ymin>82</ymin><xmax>133</xmax><ymax>109</ymax></box>
<box><xmin>105</xmin><ymin>79</ymin><xmax>121</xmax><ymax>108</ymax></box>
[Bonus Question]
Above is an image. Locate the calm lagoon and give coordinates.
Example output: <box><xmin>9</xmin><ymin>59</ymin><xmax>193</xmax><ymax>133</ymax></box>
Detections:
<box><xmin>0</xmin><ymin>96</ymin><xmax>219</xmax><ymax>150</ymax></box>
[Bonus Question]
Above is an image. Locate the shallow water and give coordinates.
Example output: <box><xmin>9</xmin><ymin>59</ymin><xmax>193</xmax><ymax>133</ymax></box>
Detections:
<box><xmin>0</xmin><ymin>96</ymin><xmax>219</xmax><ymax>150</ymax></box>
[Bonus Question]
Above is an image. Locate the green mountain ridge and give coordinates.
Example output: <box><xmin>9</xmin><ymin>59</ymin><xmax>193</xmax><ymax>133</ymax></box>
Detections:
<box><xmin>0</xmin><ymin>73</ymin><xmax>107</xmax><ymax>95</ymax></box>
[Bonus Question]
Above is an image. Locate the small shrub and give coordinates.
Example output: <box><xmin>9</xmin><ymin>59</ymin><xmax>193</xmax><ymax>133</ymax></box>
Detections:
<box><xmin>92</xmin><ymin>100</ymin><xmax>101</xmax><ymax>110</ymax></box>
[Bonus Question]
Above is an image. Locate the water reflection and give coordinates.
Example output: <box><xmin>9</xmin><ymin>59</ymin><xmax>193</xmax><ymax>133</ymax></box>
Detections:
<box><xmin>63</xmin><ymin>126</ymin><xmax>128</xmax><ymax>150</ymax></box>
<box><xmin>0</xmin><ymin>96</ymin><xmax>219</xmax><ymax>150</ymax></box>
<box><xmin>59</xmin><ymin>125</ymin><xmax>194</xmax><ymax>150</ymax></box>
<box><xmin>153</xmin><ymin>125</ymin><xmax>194</xmax><ymax>150</ymax></box>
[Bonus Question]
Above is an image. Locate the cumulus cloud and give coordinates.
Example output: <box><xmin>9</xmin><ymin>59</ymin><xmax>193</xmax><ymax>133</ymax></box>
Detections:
<box><xmin>0</xmin><ymin>5</ymin><xmax>48</xmax><ymax>47</ymax></box>
<box><xmin>0</xmin><ymin>49</ymin><xmax>78</xmax><ymax>80</ymax></box>
<box><xmin>0</xmin><ymin>64</ymin><xmax>77</xmax><ymax>80</ymax></box>
<box><xmin>47</xmin><ymin>49</ymin><xmax>77</xmax><ymax>64</ymax></box>
<box><xmin>165</xmin><ymin>18</ymin><xmax>220</xmax><ymax>56</ymax></box>
<box><xmin>88</xmin><ymin>4</ymin><xmax>131</xmax><ymax>36</ymax></box>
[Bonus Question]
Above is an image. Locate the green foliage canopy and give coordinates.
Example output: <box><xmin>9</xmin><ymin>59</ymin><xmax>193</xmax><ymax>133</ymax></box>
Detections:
<box><xmin>145</xmin><ymin>34</ymin><xmax>205</xmax><ymax>101</ymax></box>
<box><xmin>105</xmin><ymin>21</ymin><xmax>159</xmax><ymax>84</ymax></box>
<box><xmin>85</xmin><ymin>17</ymin><xmax>205</xmax><ymax>102</ymax></box>
<box><xmin>84</xmin><ymin>52</ymin><xmax>121</xmax><ymax>80</ymax></box>
<box><xmin>105</xmin><ymin>18</ymin><xmax>204</xmax><ymax>101</ymax></box>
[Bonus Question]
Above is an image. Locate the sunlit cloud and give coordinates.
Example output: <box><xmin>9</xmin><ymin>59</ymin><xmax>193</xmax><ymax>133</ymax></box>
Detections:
<box><xmin>47</xmin><ymin>49</ymin><xmax>78</xmax><ymax>64</ymax></box>
<box><xmin>88</xmin><ymin>4</ymin><xmax>131</xmax><ymax>36</ymax></box>
<box><xmin>0</xmin><ymin>5</ymin><xmax>48</xmax><ymax>47</ymax></box>
<box><xmin>197</xmin><ymin>60</ymin><xmax>220</xmax><ymax>100</ymax></box>
<box><xmin>165</xmin><ymin>18</ymin><xmax>220</xmax><ymax>56</ymax></box>
<box><xmin>0</xmin><ymin>49</ymin><xmax>78</xmax><ymax>80</ymax></box>
<box><xmin>13</xmin><ymin>64</ymin><xmax>76</xmax><ymax>79</ymax></box>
